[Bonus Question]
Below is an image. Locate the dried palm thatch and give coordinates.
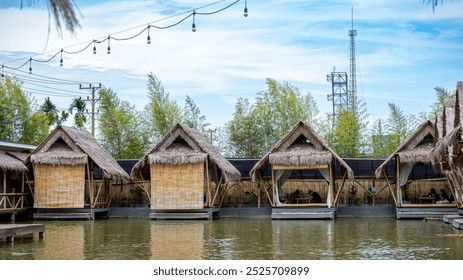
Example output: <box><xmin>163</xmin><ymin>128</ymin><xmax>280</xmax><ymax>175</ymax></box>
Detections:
<box><xmin>28</xmin><ymin>125</ymin><xmax>130</xmax><ymax>182</ymax></box>
<box><xmin>131</xmin><ymin>123</ymin><xmax>241</xmax><ymax>183</ymax></box>
<box><xmin>431</xmin><ymin>125</ymin><xmax>461</xmax><ymax>167</ymax></box>
<box><xmin>250</xmin><ymin>121</ymin><xmax>354</xmax><ymax>181</ymax></box>
<box><xmin>375</xmin><ymin>120</ymin><xmax>435</xmax><ymax>178</ymax></box>
<box><xmin>0</xmin><ymin>151</ymin><xmax>28</xmax><ymax>173</ymax></box>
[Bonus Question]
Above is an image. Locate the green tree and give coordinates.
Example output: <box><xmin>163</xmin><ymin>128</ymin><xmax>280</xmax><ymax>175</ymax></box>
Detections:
<box><xmin>40</xmin><ymin>97</ymin><xmax>68</xmax><ymax>129</ymax></box>
<box><xmin>0</xmin><ymin>76</ymin><xmax>48</xmax><ymax>144</ymax></box>
<box><xmin>183</xmin><ymin>95</ymin><xmax>210</xmax><ymax>134</ymax></box>
<box><xmin>227</xmin><ymin>78</ymin><xmax>319</xmax><ymax>157</ymax></box>
<box><xmin>69</xmin><ymin>97</ymin><xmax>87</xmax><ymax>129</ymax></box>
<box><xmin>144</xmin><ymin>73</ymin><xmax>182</xmax><ymax>141</ymax></box>
<box><xmin>382</xmin><ymin>103</ymin><xmax>420</xmax><ymax>153</ymax></box>
<box><xmin>227</xmin><ymin>97</ymin><xmax>261</xmax><ymax>157</ymax></box>
<box><xmin>332</xmin><ymin>108</ymin><xmax>364</xmax><ymax>157</ymax></box>
<box><xmin>370</xmin><ymin>118</ymin><xmax>391</xmax><ymax>158</ymax></box>
<box><xmin>98</xmin><ymin>88</ymin><xmax>149</xmax><ymax>159</ymax></box>
<box><xmin>331</xmin><ymin>94</ymin><xmax>369</xmax><ymax>158</ymax></box>
<box><xmin>428</xmin><ymin>86</ymin><xmax>456</xmax><ymax>120</ymax></box>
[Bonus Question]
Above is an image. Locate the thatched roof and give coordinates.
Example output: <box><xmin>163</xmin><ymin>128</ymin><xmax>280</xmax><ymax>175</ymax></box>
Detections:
<box><xmin>430</xmin><ymin>89</ymin><xmax>462</xmax><ymax>170</ymax></box>
<box><xmin>431</xmin><ymin>125</ymin><xmax>461</xmax><ymax>167</ymax></box>
<box><xmin>28</xmin><ymin>125</ymin><xmax>130</xmax><ymax>182</ymax></box>
<box><xmin>250</xmin><ymin>121</ymin><xmax>354</xmax><ymax>181</ymax></box>
<box><xmin>375</xmin><ymin>120</ymin><xmax>435</xmax><ymax>178</ymax></box>
<box><xmin>0</xmin><ymin>150</ymin><xmax>28</xmax><ymax>173</ymax></box>
<box><xmin>131</xmin><ymin>123</ymin><xmax>241</xmax><ymax>183</ymax></box>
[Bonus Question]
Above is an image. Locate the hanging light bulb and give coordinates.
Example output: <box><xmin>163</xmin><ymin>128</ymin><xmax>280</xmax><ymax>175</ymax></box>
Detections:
<box><xmin>60</xmin><ymin>49</ymin><xmax>63</xmax><ymax>66</ymax></box>
<box><xmin>1</xmin><ymin>64</ymin><xmax>4</xmax><ymax>78</ymax></box>
<box><xmin>93</xmin><ymin>41</ymin><xmax>97</xmax><ymax>54</ymax></box>
<box><xmin>192</xmin><ymin>11</ymin><xmax>196</xmax><ymax>32</ymax></box>
<box><xmin>107</xmin><ymin>36</ymin><xmax>111</xmax><ymax>54</ymax></box>
<box><xmin>28</xmin><ymin>58</ymin><xmax>32</xmax><ymax>74</ymax></box>
<box><xmin>147</xmin><ymin>25</ymin><xmax>151</xmax><ymax>44</ymax></box>
<box><xmin>244</xmin><ymin>0</ymin><xmax>248</xmax><ymax>17</ymax></box>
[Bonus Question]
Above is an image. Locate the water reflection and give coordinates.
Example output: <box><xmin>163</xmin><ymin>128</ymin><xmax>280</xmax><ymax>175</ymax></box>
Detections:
<box><xmin>150</xmin><ymin>221</ymin><xmax>207</xmax><ymax>259</ymax></box>
<box><xmin>1</xmin><ymin>218</ymin><xmax>463</xmax><ymax>260</ymax></box>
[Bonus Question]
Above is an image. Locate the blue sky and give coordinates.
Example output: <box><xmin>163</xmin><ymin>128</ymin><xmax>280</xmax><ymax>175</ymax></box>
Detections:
<box><xmin>1</xmin><ymin>0</ymin><xmax>462</xmax><ymax>129</ymax></box>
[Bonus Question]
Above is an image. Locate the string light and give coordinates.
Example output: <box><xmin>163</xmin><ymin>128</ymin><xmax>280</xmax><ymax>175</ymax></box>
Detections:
<box><xmin>192</xmin><ymin>11</ymin><xmax>197</xmax><ymax>32</ymax></box>
<box><xmin>2</xmin><ymin>0</ymin><xmax>244</xmax><ymax>74</ymax></box>
<box><xmin>1</xmin><ymin>64</ymin><xmax>4</xmax><ymax>78</ymax></box>
<box><xmin>107</xmin><ymin>36</ymin><xmax>111</xmax><ymax>54</ymax></box>
<box><xmin>147</xmin><ymin>25</ymin><xmax>151</xmax><ymax>44</ymax></box>
<box><xmin>244</xmin><ymin>0</ymin><xmax>248</xmax><ymax>17</ymax></box>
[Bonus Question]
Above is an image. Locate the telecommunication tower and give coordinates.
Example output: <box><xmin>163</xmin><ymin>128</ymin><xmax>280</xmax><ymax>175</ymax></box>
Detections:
<box><xmin>326</xmin><ymin>67</ymin><xmax>348</xmax><ymax>117</ymax></box>
<box><xmin>348</xmin><ymin>6</ymin><xmax>357</xmax><ymax>107</ymax></box>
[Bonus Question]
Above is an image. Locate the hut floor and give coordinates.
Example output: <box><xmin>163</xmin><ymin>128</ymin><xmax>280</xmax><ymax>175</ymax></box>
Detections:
<box><xmin>150</xmin><ymin>209</ymin><xmax>220</xmax><ymax>220</ymax></box>
<box><xmin>396</xmin><ymin>206</ymin><xmax>458</xmax><ymax>219</ymax></box>
<box><xmin>33</xmin><ymin>208</ymin><xmax>110</xmax><ymax>220</ymax></box>
<box><xmin>271</xmin><ymin>207</ymin><xmax>335</xmax><ymax>220</ymax></box>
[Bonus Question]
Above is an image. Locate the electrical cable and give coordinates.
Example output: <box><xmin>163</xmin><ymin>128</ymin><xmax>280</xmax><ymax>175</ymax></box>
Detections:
<box><xmin>1</xmin><ymin>0</ymin><xmax>247</xmax><ymax>73</ymax></box>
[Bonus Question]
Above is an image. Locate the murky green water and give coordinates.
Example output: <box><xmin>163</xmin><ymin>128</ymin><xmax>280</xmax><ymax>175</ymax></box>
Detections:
<box><xmin>1</xmin><ymin>218</ymin><xmax>463</xmax><ymax>260</ymax></box>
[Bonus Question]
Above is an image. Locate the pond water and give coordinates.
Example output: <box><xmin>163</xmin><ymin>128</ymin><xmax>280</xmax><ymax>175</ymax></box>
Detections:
<box><xmin>1</xmin><ymin>218</ymin><xmax>463</xmax><ymax>260</ymax></box>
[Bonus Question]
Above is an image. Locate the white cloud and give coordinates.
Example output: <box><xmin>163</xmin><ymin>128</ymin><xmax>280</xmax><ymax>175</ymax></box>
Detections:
<box><xmin>1</xmin><ymin>0</ymin><xmax>462</xmax><ymax>129</ymax></box>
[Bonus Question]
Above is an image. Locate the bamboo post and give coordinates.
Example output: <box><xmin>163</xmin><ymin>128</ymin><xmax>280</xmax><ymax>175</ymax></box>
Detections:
<box><xmin>333</xmin><ymin>171</ymin><xmax>347</xmax><ymax>206</ymax></box>
<box><xmin>25</xmin><ymin>172</ymin><xmax>34</xmax><ymax>201</ymax></box>
<box><xmin>384</xmin><ymin>170</ymin><xmax>398</xmax><ymax>206</ymax></box>
<box><xmin>21</xmin><ymin>172</ymin><xmax>25</xmax><ymax>209</ymax></box>
<box><xmin>396</xmin><ymin>156</ymin><xmax>401</xmax><ymax>207</ymax></box>
<box><xmin>138</xmin><ymin>171</ymin><xmax>151</xmax><ymax>204</ymax></box>
<box><xmin>372</xmin><ymin>173</ymin><xmax>376</xmax><ymax>206</ymax></box>
<box><xmin>329</xmin><ymin>161</ymin><xmax>335</xmax><ymax>207</ymax></box>
<box><xmin>88</xmin><ymin>161</ymin><xmax>94</xmax><ymax>208</ymax></box>
<box><xmin>3</xmin><ymin>171</ymin><xmax>6</xmax><ymax>195</ymax></box>
<box><xmin>92</xmin><ymin>180</ymin><xmax>103</xmax><ymax>208</ymax></box>
<box><xmin>271</xmin><ymin>169</ymin><xmax>276</xmax><ymax>206</ymax></box>
<box><xmin>450</xmin><ymin>171</ymin><xmax>463</xmax><ymax>207</ymax></box>
<box><xmin>211</xmin><ymin>175</ymin><xmax>223</xmax><ymax>207</ymax></box>
<box><xmin>206</xmin><ymin>160</ymin><xmax>212</xmax><ymax>208</ymax></box>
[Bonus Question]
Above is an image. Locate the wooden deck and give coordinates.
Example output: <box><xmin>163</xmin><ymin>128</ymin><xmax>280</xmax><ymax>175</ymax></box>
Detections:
<box><xmin>271</xmin><ymin>207</ymin><xmax>336</xmax><ymax>219</ymax></box>
<box><xmin>33</xmin><ymin>208</ymin><xmax>110</xmax><ymax>220</ymax></box>
<box><xmin>150</xmin><ymin>209</ymin><xmax>220</xmax><ymax>220</ymax></box>
<box><xmin>0</xmin><ymin>224</ymin><xmax>44</xmax><ymax>242</ymax></box>
<box><xmin>396</xmin><ymin>205</ymin><xmax>458</xmax><ymax>219</ymax></box>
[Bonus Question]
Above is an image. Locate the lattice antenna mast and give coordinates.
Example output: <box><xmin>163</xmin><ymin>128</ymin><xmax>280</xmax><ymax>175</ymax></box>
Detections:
<box><xmin>348</xmin><ymin>6</ymin><xmax>357</xmax><ymax>110</ymax></box>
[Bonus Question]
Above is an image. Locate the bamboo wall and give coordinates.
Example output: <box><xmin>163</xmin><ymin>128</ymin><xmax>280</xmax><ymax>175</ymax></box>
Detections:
<box><xmin>33</xmin><ymin>164</ymin><xmax>85</xmax><ymax>208</ymax></box>
<box><xmin>150</xmin><ymin>162</ymin><xmax>204</xmax><ymax>210</ymax></box>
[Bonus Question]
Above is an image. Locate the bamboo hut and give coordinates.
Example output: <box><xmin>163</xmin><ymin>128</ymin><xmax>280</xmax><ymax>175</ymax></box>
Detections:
<box><xmin>130</xmin><ymin>123</ymin><xmax>241</xmax><ymax>219</ymax></box>
<box><xmin>27</xmin><ymin>125</ymin><xmax>130</xmax><ymax>219</ymax></box>
<box><xmin>375</xmin><ymin>120</ymin><xmax>455</xmax><ymax>219</ymax></box>
<box><xmin>250</xmin><ymin>121</ymin><xmax>354</xmax><ymax>219</ymax></box>
<box><xmin>0</xmin><ymin>141</ymin><xmax>35</xmax><ymax>220</ymax></box>
<box><xmin>431</xmin><ymin>81</ymin><xmax>463</xmax><ymax>215</ymax></box>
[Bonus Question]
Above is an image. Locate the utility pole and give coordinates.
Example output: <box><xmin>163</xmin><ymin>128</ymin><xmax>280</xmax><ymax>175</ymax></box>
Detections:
<box><xmin>79</xmin><ymin>83</ymin><xmax>101</xmax><ymax>136</ymax></box>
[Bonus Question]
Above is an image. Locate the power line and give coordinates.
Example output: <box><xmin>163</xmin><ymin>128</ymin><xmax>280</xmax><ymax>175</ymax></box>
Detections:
<box><xmin>1</xmin><ymin>0</ymin><xmax>247</xmax><ymax>74</ymax></box>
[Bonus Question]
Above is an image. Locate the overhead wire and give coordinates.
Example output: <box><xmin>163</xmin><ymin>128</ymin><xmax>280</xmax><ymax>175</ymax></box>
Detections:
<box><xmin>1</xmin><ymin>0</ymin><xmax>247</xmax><ymax>73</ymax></box>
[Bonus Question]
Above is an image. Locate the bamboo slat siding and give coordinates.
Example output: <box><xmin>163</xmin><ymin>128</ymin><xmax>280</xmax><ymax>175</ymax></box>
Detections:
<box><xmin>34</xmin><ymin>164</ymin><xmax>85</xmax><ymax>208</ymax></box>
<box><xmin>150</xmin><ymin>162</ymin><xmax>204</xmax><ymax>210</ymax></box>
